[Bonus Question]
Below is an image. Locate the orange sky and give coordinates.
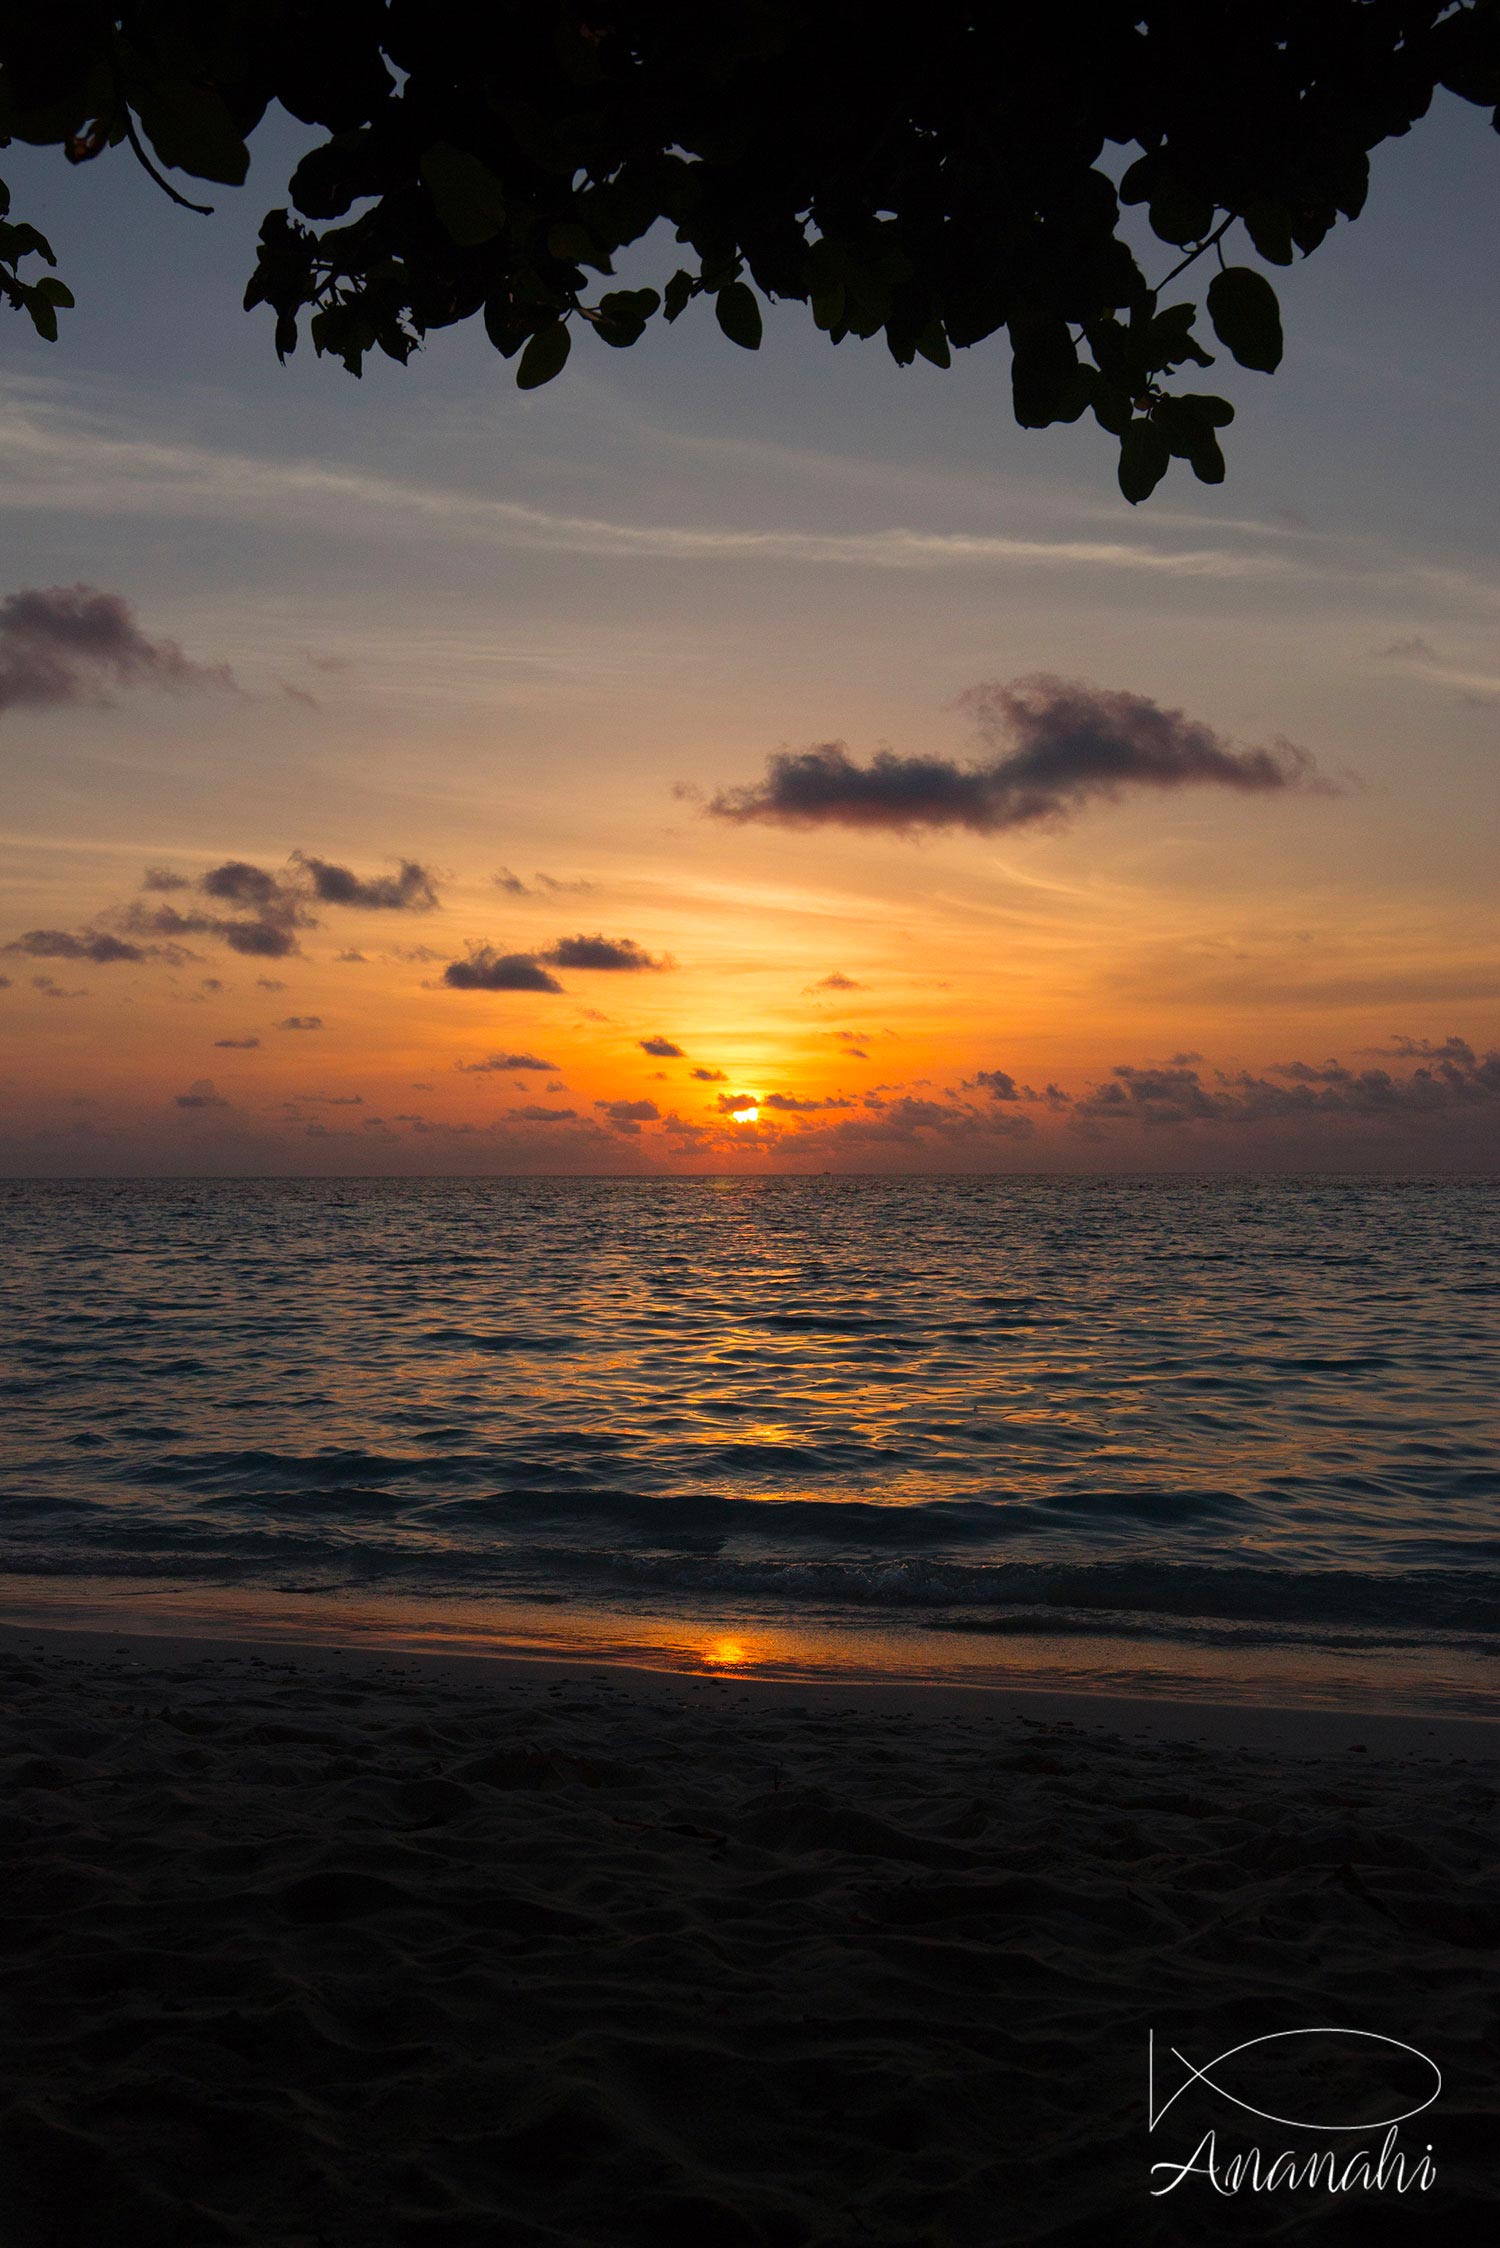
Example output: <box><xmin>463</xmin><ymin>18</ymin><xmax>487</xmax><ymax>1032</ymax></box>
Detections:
<box><xmin>1</xmin><ymin>97</ymin><xmax>1497</xmax><ymax>1175</ymax></box>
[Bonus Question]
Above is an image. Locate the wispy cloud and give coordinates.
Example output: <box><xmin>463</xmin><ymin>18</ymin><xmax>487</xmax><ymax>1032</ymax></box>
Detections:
<box><xmin>0</xmin><ymin>384</ymin><xmax>1290</xmax><ymax>582</ymax></box>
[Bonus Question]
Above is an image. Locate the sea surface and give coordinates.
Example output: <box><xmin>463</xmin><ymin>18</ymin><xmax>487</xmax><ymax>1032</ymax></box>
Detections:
<box><xmin>2</xmin><ymin>1176</ymin><xmax>1496</xmax><ymax>1712</ymax></box>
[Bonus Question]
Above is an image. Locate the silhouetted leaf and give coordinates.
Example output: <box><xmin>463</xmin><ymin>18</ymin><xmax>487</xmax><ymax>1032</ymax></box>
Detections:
<box><xmin>420</xmin><ymin>143</ymin><xmax>506</xmax><ymax>246</ymax></box>
<box><xmin>1117</xmin><ymin>418</ymin><xmax>1171</xmax><ymax>504</ymax></box>
<box><xmin>1207</xmin><ymin>267</ymin><xmax>1284</xmax><ymax>372</ymax></box>
<box><xmin>133</xmin><ymin>82</ymin><xmax>249</xmax><ymax>186</ymax></box>
<box><xmin>517</xmin><ymin>321</ymin><xmax>571</xmax><ymax>388</ymax></box>
<box><xmin>1011</xmin><ymin>319</ymin><xmax>1080</xmax><ymax>428</ymax></box>
<box><xmin>715</xmin><ymin>281</ymin><xmax>762</xmax><ymax>349</ymax></box>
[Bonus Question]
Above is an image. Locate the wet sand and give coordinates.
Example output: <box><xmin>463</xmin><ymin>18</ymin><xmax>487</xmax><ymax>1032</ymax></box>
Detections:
<box><xmin>3</xmin><ymin>1622</ymin><xmax>1497</xmax><ymax>2244</ymax></box>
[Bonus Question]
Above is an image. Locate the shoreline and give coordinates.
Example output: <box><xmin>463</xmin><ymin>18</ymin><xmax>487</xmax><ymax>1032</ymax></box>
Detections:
<box><xmin>6</xmin><ymin>1614</ymin><xmax>1497</xmax><ymax>1760</ymax></box>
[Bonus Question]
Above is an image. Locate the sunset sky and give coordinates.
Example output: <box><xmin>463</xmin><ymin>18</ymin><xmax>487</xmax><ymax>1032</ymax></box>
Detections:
<box><xmin>1</xmin><ymin>92</ymin><xmax>1497</xmax><ymax>1175</ymax></box>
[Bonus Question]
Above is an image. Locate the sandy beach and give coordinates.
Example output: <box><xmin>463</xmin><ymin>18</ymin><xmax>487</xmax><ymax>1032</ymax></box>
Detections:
<box><xmin>3</xmin><ymin>1622</ymin><xmax>1496</xmax><ymax>2245</ymax></box>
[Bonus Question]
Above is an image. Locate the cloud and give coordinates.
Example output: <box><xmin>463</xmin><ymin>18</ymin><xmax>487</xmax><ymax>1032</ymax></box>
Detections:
<box><xmin>639</xmin><ymin>1036</ymin><xmax>684</xmax><ymax>1057</ymax></box>
<box><xmin>970</xmin><ymin>1068</ymin><xmax>1022</xmax><ymax>1101</ymax></box>
<box><xmin>336</xmin><ymin>949</ymin><xmax>367</xmax><ymax>963</ymax></box>
<box><xmin>0</xmin><ymin>583</ymin><xmax>237</xmax><ymax>716</ymax></box>
<box><xmin>121</xmin><ymin>900</ymin><xmax>300</xmax><ymax>958</ymax></box>
<box><xmin>6</xmin><ymin>927</ymin><xmax>146</xmax><ymax>963</ymax></box>
<box><xmin>507</xmin><ymin>1104</ymin><xmax>577</xmax><ymax>1122</ymax></box>
<box><xmin>442</xmin><ymin>946</ymin><xmax>563</xmax><ymax>993</ymax></box>
<box><xmin>543</xmin><ymin>934</ymin><xmax>669</xmax><ymax>972</ymax></box>
<box><xmin>595</xmin><ymin>1097</ymin><xmax>660</xmax><ymax>1134</ymax></box>
<box><xmin>691</xmin><ymin>1067</ymin><xmax>727</xmax><ymax>1082</ymax></box>
<box><xmin>708</xmin><ymin>676</ymin><xmax>1332</xmax><ymax>835</ymax></box>
<box><xmin>1378</xmin><ymin>636</ymin><xmax>1439</xmax><ymax>661</ymax></box>
<box><xmin>175</xmin><ymin>1078</ymin><xmax>227</xmax><ymax>1108</ymax></box>
<box><xmin>534</xmin><ymin>871</ymin><xmax>596</xmax><ymax>895</ymax></box>
<box><xmin>1074</xmin><ymin>1044</ymin><xmax>1500</xmax><ymax>1127</ymax></box>
<box><xmin>213</xmin><ymin>1036</ymin><xmax>260</xmax><ymax>1049</ymax></box>
<box><xmin>32</xmin><ymin>975</ymin><xmax>87</xmax><ymax>999</ymax></box>
<box><xmin>112</xmin><ymin>854</ymin><xmax>439</xmax><ymax>965</ymax></box>
<box><xmin>808</xmin><ymin>972</ymin><xmax>863</xmax><ymax>991</ymax></box>
<box><xmin>256</xmin><ymin>977</ymin><xmax>287</xmax><ymax>991</ymax></box>
<box><xmin>1372</xmin><ymin>1034</ymin><xmax>1477</xmax><ymax>1064</ymax></box>
<box><xmin>275</xmin><ymin>1015</ymin><xmax>323</xmax><ymax>1030</ymax></box>
<box><xmin>761</xmin><ymin>1092</ymin><xmax>854</xmax><ymax>1112</ymax></box>
<box><xmin>292</xmin><ymin>853</ymin><xmax>439</xmax><ymax>911</ymax></box>
<box><xmin>493</xmin><ymin>868</ymin><xmax>594</xmax><ymax>898</ymax></box>
<box><xmin>716</xmin><ymin>1091</ymin><xmax>761</xmax><ymax>1114</ymax></box>
<box><xmin>454</xmin><ymin>1051</ymin><xmax>559</xmax><ymax>1073</ymax></box>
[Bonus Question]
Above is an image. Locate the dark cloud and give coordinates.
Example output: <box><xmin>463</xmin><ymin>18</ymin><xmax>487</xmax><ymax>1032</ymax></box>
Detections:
<box><xmin>595</xmin><ymin>1098</ymin><xmax>660</xmax><ymax>1134</ymax></box>
<box><xmin>119</xmin><ymin>900</ymin><xmax>302</xmax><ymax>958</ymax></box>
<box><xmin>691</xmin><ymin>1067</ymin><xmax>727</xmax><ymax>1082</ymax></box>
<box><xmin>1379</xmin><ymin>636</ymin><xmax>1439</xmax><ymax>662</ymax></box>
<box><xmin>492</xmin><ymin>868</ymin><xmax>595</xmax><ymax>898</ymax></box>
<box><xmin>0</xmin><ymin>975</ymin><xmax>9</xmax><ymax>989</ymax></box>
<box><xmin>202</xmin><ymin>861</ymin><xmax>281</xmax><ymax>909</ymax></box>
<box><xmin>275</xmin><ymin>1015</ymin><xmax>323</xmax><ymax>1031</ymax></box>
<box><xmin>256</xmin><ymin>978</ymin><xmax>287</xmax><ymax>992</ymax></box>
<box><xmin>507</xmin><ymin>1104</ymin><xmax>577</xmax><ymax>1122</ymax></box>
<box><xmin>708</xmin><ymin>675</ymin><xmax>1330</xmax><ymax>835</ymax></box>
<box><xmin>809</xmin><ymin>972</ymin><xmax>863</xmax><ymax>991</ymax></box>
<box><xmin>716</xmin><ymin>1091</ymin><xmax>761</xmax><ymax>1115</ymax></box>
<box><xmin>0</xmin><ymin>584</ymin><xmax>237</xmax><ymax>716</ymax></box>
<box><xmin>639</xmin><ymin>1036</ymin><xmax>684</xmax><ymax>1057</ymax></box>
<box><xmin>115</xmin><ymin>854</ymin><xmax>438</xmax><ymax>966</ymax></box>
<box><xmin>970</xmin><ymin>1068</ymin><xmax>1022</xmax><ymax>1101</ymax></box>
<box><xmin>4</xmin><ymin>928</ymin><xmax>146</xmax><ymax>963</ymax></box>
<box><xmin>295</xmin><ymin>1092</ymin><xmax>362</xmax><ymax>1106</ymax></box>
<box><xmin>442</xmin><ymin>947</ymin><xmax>563</xmax><ymax>994</ymax></box>
<box><xmin>1075</xmin><ymin>1045</ymin><xmax>1500</xmax><ymax>1127</ymax></box>
<box><xmin>543</xmin><ymin>934</ymin><xmax>668</xmax><ymax>972</ymax></box>
<box><xmin>32</xmin><ymin>975</ymin><xmax>87</xmax><ymax>999</ymax></box>
<box><xmin>213</xmin><ymin>1036</ymin><xmax>260</xmax><ymax>1049</ymax></box>
<box><xmin>454</xmin><ymin>1051</ymin><xmax>559</xmax><ymax>1073</ymax></box>
<box><xmin>142</xmin><ymin>867</ymin><xmax>189</xmax><ymax>892</ymax></box>
<box><xmin>175</xmin><ymin>1079</ymin><xmax>228</xmax><ymax>1109</ymax></box>
<box><xmin>761</xmin><ymin>1092</ymin><xmax>854</xmax><ymax>1112</ymax></box>
<box><xmin>293</xmin><ymin>854</ymin><xmax>440</xmax><ymax>912</ymax></box>
<box><xmin>336</xmin><ymin>950</ymin><xmax>367</xmax><ymax>964</ymax></box>
<box><xmin>1373</xmin><ymin>1034</ymin><xmax>1477</xmax><ymax>1065</ymax></box>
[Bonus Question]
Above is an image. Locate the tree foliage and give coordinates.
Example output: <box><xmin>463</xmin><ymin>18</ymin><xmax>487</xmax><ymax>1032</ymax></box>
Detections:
<box><xmin>2</xmin><ymin>2</ymin><xmax>1497</xmax><ymax>501</ymax></box>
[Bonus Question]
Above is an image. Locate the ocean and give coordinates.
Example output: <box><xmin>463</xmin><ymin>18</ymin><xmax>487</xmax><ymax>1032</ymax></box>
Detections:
<box><xmin>2</xmin><ymin>1175</ymin><xmax>1496</xmax><ymax>1712</ymax></box>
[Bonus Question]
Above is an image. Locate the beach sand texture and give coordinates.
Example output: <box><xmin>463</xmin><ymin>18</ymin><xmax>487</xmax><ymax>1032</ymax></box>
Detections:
<box><xmin>2</xmin><ymin>1629</ymin><xmax>1497</xmax><ymax>2245</ymax></box>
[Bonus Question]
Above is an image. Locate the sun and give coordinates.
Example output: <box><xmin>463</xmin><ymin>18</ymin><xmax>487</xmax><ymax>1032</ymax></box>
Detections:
<box><xmin>732</xmin><ymin>1105</ymin><xmax>759</xmax><ymax>1123</ymax></box>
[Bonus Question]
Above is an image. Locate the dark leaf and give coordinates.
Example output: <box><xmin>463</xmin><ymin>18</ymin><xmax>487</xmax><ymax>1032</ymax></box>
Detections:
<box><xmin>1117</xmin><ymin>417</ymin><xmax>1171</xmax><ymax>504</ymax></box>
<box><xmin>132</xmin><ymin>82</ymin><xmax>250</xmax><ymax>187</ymax></box>
<box><xmin>420</xmin><ymin>143</ymin><xmax>506</xmax><ymax>247</ymax></box>
<box><xmin>1011</xmin><ymin>319</ymin><xmax>1080</xmax><ymax>428</ymax></box>
<box><xmin>715</xmin><ymin>280</ymin><xmax>762</xmax><ymax>350</ymax></box>
<box><xmin>1207</xmin><ymin>267</ymin><xmax>1284</xmax><ymax>372</ymax></box>
<box><xmin>517</xmin><ymin>320</ymin><xmax>571</xmax><ymax>389</ymax></box>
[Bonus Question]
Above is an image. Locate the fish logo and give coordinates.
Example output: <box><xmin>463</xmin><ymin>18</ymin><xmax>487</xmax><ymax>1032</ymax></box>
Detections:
<box><xmin>1149</xmin><ymin>2028</ymin><xmax>1442</xmax><ymax>2135</ymax></box>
